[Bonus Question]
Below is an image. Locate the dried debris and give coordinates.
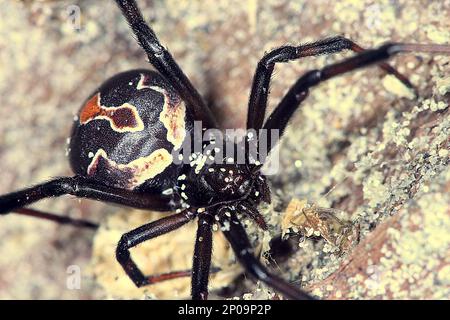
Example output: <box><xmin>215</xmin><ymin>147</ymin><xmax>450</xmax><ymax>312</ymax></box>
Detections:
<box><xmin>281</xmin><ymin>199</ymin><xmax>359</xmax><ymax>255</ymax></box>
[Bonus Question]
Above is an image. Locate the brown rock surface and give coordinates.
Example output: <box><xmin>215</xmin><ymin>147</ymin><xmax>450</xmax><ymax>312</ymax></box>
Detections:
<box><xmin>0</xmin><ymin>0</ymin><xmax>448</xmax><ymax>299</ymax></box>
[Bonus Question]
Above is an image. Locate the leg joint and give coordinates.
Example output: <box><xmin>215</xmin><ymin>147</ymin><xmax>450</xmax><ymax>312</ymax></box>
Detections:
<box><xmin>37</xmin><ymin>177</ymin><xmax>75</xmax><ymax>197</ymax></box>
<box><xmin>297</xmin><ymin>69</ymin><xmax>322</xmax><ymax>88</ymax></box>
<box><xmin>116</xmin><ymin>234</ymin><xmax>131</xmax><ymax>262</ymax></box>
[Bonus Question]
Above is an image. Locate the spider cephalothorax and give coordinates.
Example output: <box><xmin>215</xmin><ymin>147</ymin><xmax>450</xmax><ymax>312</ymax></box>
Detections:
<box><xmin>0</xmin><ymin>0</ymin><xmax>449</xmax><ymax>300</ymax></box>
<box><xmin>178</xmin><ymin>161</ymin><xmax>271</xmax><ymax>229</ymax></box>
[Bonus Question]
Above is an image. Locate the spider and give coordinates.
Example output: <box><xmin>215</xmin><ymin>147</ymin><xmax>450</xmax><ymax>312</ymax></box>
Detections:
<box><xmin>1</xmin><ymin>0</ymin><xmax>449</xmax><ymax>300</ymax></box>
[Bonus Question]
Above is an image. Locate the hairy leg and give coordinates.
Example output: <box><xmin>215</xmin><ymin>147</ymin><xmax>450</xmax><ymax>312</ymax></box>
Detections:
<box><xmin>191</xmin><ymin>213</ymin><xmax>214</xmax><ymax>300</ymax></box>
<box><xmin>114</xmin><ymin>0</ymin><xmax>217</xmax><ymax>128</ymax></box>
<box><xmin>116</xmin><ymin>209</ymin><xmax>196</xmax><ymax>287</ymax></box>
<box><xmin>247</xmin><ymin>36</ymin><xmax>415</xmax><ymax>131</ymax></box>
<box><xmin>263</xmin><ymin>42</ymin><xmax>450</xmax><ymax>151</ymax></box>
<box><xmin>219</xmin><ymin>210</ymin><xmax>313</xmax><ymax>300</ymax></box>
<box><xmin>0</xmin><ymin>176</ymin><xmax>177</xmax><ymax>215</ymax></box>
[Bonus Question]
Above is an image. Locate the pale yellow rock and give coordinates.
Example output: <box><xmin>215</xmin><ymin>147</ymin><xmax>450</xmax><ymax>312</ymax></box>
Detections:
<box><xmin>91</xmin><ymin>210</ymin><xmax>240</xmax><ymax>299</ymax></box>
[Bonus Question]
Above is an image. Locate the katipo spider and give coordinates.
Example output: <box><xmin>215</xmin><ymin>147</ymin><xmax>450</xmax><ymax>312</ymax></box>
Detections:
<box><xmin>1</xmin><ymin>0</ymin><xmax>449</xmax><ymax>300</ymax></box>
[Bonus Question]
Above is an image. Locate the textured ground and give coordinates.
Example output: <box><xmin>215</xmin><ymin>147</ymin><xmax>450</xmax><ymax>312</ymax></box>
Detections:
<box><xmin>0</xmin><ymin>0</ymin><xmax>449</xmax><ymax>299</ymax></box>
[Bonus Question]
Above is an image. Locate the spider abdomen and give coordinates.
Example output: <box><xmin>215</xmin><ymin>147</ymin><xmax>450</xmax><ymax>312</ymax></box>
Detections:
<box><xmin>69</xmin><ymin>69</ymin><xmax>193</xmax><ymax>192</ymax></box>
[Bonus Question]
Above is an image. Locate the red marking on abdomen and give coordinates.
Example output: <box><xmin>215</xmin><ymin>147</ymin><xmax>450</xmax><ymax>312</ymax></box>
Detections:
<box><xmin>79</xmin><ymin>94</ymin><xmax>144</xmax><ymax>133</ymax></box>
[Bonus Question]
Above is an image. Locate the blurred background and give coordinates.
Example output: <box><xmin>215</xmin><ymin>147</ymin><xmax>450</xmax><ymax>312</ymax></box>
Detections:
<box><xmin>0</xmin><ymin>0</ymin><xmax>449</xmax><ymax>299</ymax></box>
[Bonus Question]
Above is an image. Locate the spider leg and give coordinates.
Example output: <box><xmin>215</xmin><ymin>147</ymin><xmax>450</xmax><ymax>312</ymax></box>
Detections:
<box><xmin>114</xmin><ymin>0</ymin><xmax>217</xmax><ymax>128</ymax></box>
<box><xmin>114</xmin><ymin>266</ymin><xmax>220</xmax><ymax>287</ymax></box>
<box><xmin>116</xmin><ymin>209</ymin><xmax>196</xmax><ymax>287</ymax></box>
<box><xmin>191</xmin><ymin>213</ymin><xmax>214</xmax><ymax>300</ymax></box>
<box><xmin>219</xmin><ymin>211</ymin><xmax>313</xmax><ymax>300</ymax></box>
<box><xmin>13</xmin><ymin>207</ymin><xmax>98</xmax><ymax>229</ymax></box>
<box><xmin>0</xmin><ymin>176</ymin><xmax>178</xmax><ymax>215</ymax></box>
<box><xmin>247</xmin><ymin>36</ymin><xmax>415</xmax><ymax>131</ymax></box>
<box><xmin>263</xmin><ymin>42</ymin><xmax>450</xmax><ymax>152</ymax></box>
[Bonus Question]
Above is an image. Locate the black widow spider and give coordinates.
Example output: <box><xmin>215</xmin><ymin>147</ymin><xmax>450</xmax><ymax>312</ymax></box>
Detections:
<box><xmin>1</xmin><ymin>0</ymin><xmax>449</xmax><ymax>300</ymax></box>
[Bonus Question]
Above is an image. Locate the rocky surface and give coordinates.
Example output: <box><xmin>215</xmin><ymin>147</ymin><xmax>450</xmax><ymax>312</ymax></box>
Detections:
<box><xmin>0</xmin><ymin>0</ymin><xmax>448</xmax><ymax>299</ymax></box>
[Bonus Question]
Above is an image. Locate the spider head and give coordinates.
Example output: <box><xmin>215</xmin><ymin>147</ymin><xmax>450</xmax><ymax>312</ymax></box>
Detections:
<box><xmin>178</xmin><ymin>163</ymin><xmax>270</xmax><ymax>208</ymax></box>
